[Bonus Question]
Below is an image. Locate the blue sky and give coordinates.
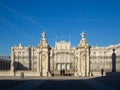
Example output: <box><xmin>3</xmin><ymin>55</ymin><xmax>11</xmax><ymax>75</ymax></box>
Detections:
<box><xmin>0</xmin><ymin>0</ymin><xmax>120</xmax><ymax>56</ymax></box>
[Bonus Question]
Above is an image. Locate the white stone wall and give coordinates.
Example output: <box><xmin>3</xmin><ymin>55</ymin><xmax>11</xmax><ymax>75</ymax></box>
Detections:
<box><xmin>90</xmin><ymin>44</ymin><xmax>120</xmax><ymax>76</ymax></box>
<box><xmin>11</xmin><ymin>44</ymin><xmax>37</xmax><ymax>71</ymax></box>
<box><xmin>9</xmin><ymin>32</ymin><xmax>120</xmax><ymax>77</ymax></box>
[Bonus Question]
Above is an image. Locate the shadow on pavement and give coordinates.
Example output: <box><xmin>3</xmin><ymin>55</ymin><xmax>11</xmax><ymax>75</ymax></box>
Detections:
<box><xmin>0</xmin><ymin>75</ymin><xmax>120</xmax><ymax>90</ymax></box>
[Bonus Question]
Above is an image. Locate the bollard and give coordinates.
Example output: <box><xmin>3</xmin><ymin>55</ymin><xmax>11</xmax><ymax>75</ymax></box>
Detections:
<box><xmin>21</xmin><ymin>72</ymin><xmax>24</xmax><ymax>79</ymax></box>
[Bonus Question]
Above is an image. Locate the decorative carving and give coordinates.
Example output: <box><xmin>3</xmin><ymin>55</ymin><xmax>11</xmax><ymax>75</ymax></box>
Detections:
<box><xmin>81</xmin><ymin>31</ymin><xmax>86</xmax><ymax>39</ymax></box>
<box><xmin>42</xmin><ymin>31</ymin><xmax>46</xmax><ymax>40</ymax></box>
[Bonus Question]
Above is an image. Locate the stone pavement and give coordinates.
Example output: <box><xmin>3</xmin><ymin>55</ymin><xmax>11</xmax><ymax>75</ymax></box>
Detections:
<box><xmin>83</xmin><ymin>79</ymin><xmax>118</xmax><ymax>90</ymax></box>
<box><xmin>7</xmin><ymin>80</ymin><xmax>46</xmax><ymax>90</ymax></box>
<box><xmin>0</xmin><ymin>76</ymin><xmax>119</xmax><ymax>90</ymax></box>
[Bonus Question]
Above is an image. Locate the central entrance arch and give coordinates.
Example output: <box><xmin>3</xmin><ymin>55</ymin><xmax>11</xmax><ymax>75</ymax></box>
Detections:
<box><xmin>51</xmin><ymin>52</ymin><xmax>75</xmax><ymax>76</ymax></box>
<box><xmin>50</xmin><ymin>40</ymin><xmax>76</xmax><ymax>76</ymax></box>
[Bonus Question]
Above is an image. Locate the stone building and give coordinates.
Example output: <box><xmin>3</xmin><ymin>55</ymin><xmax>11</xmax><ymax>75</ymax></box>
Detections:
<box><xmin>0</xmin><ymin>56</ymin><xmax>11</xmax><ymax>70</ymax></box>
<box><xmin>10</xmin><ymin>32</ymin><xmax>120</xmax><ymax>76</ymax></box>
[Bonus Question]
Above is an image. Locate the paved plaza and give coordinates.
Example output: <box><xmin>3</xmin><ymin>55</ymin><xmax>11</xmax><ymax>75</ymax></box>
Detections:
<box><xmin>0</xmin><ymin>76</ymin><xmax>119</xmax><ymax>90</ymax></box>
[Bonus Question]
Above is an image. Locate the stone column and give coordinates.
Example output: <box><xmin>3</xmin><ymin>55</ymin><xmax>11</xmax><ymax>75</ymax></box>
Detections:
<box><xmin>81</xmin><ymin>53</ymin><xmax>85</xmax><ymax>76</ymax></box>
<box><xmin>74</xmin><ymin>57</ymin><xmax>78</xmax><ymax>76</ymax></box>
<box><xmin>86</xmin><ymin>48</ymin><xmax>90</xmax><ymax>76</ymax></box>
<box><xmin>36</xmin><ymin>52</ymin><xmax>40</xmax><ymax>76</ymax></box>
<box><xmin>75</xmin><ymin>53</ymin><xmax>80</xmax><ymax>76</ymax></box>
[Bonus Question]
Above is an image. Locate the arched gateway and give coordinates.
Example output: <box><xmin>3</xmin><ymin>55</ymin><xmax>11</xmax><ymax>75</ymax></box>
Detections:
<box><xmin>50</xmin><ymin>40</ymin><xmax>76</xmax><ymax>76</ymax></box>
<box><xmin>11</xmin><ymin>32</ymin><xmax>91</xmax><ymax>77</ymax></box>
<box><xmin>49</xmin><ymin>32</ymin><xmax>90</xmax><ymax>76</ymax></box>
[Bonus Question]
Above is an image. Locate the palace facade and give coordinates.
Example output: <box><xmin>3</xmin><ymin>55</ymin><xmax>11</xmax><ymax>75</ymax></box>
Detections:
<box><xmin>10</xmin><ymin>32</ymin><xmax>120</xmax><ymax>76</ymax></box>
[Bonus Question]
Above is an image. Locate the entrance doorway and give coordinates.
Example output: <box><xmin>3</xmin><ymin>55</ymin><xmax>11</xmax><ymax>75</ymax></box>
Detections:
<box><xmin>56</xmin><ymin>63</ymin><xmax>73</xmax><ymax>76</ymax></box>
